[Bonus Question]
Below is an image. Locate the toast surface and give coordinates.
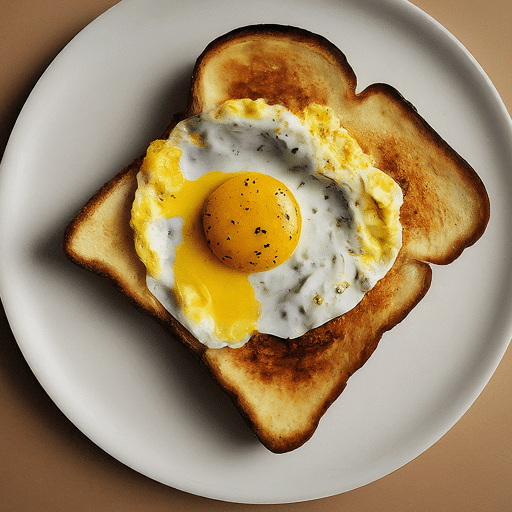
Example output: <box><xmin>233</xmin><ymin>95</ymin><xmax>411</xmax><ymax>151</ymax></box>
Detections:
<box><xmin>63</xmin><ymin>24</ymin><xmax>489</xmax><ymax>453</ymax></box>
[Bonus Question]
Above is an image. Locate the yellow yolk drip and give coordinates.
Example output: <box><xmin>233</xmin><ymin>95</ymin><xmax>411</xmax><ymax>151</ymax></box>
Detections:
<box><xmin>131</xmin><ymin>140</ymin><xmax>262</xmax><ymax>345</ymax></box>
<box><xmin>169</xmin><ymin>171</ymin><xmax>261</xmax><ymax>343</ymax></box>
<box><xmin>203</xmin><ymin>173</ymin><xmax>302</xmax><ymax>272</ymax></box>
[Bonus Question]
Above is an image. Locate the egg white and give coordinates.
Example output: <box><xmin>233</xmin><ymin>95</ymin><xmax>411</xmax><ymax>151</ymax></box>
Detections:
<box><xmin>132</xmin><ymin>99</ymin><xmax>403</xmax><ymax>348</ymax></box>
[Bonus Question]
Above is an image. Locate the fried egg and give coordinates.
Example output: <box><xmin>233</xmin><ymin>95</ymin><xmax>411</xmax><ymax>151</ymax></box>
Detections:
<box><xmin>130</xmin><ymin>98</ymin><xmax>403</xmax><ymax>349</ymax></box>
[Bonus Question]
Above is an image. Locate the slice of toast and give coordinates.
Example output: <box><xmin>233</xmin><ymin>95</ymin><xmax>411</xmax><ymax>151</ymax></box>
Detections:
<box><xmin>63</xmin><ymin>25</ymin><xmax>489</xmax><ymax>453</ymax></box>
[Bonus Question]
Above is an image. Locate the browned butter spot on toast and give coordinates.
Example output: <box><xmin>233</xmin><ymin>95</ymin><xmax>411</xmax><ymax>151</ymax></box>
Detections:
<box><xmin>222</xmin><ymin>52</ymin><xmax>329</xmax><ymax>112</ymax></box>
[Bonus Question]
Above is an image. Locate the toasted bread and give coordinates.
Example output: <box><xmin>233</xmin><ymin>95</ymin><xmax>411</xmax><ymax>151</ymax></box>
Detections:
<box><xmin>63</xmin><ymin>24</ymin><xmax>489</xmax><ymax>453</ymax></box>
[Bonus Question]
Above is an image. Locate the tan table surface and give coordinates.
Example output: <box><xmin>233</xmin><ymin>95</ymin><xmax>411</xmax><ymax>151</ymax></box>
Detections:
<box><xmin>1</xmin><ymin>0</ymin><xmax>511</xmax><ymax>510</ymax></box>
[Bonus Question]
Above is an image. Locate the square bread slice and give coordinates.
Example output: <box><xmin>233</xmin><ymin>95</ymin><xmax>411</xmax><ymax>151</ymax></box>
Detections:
<box><xmin>64</xmin><ymin>25</ymin><xmax>489</xmax><ymax>453</ymax></box>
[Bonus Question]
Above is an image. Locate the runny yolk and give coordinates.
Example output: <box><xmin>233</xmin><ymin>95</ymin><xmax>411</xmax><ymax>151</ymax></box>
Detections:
<box><xmin>168</xmin><ymin>170</ymin><xmax>261</xmax><ymax>344</ymax></box>
<box><xmin>202</xmin><ymin>173</ymin><xmax>302</xmax><ymax>272</ymax></box>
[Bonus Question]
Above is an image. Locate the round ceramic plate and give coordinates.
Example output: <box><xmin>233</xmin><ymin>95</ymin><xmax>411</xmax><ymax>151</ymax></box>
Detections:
<box><xmin>1</xmin><ymin>0</ymin><xmax>511</xmax><ymax>504</ymax></box>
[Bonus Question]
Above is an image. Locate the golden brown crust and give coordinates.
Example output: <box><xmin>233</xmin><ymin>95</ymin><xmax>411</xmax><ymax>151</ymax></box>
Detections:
<box><xmin>341</xmin><ymin>83</ymin><xmax>490</xmax><ymax>265</ymax></box>
<box><xmin>63</xmin><ymin>160</ymin><xmax>206</xmax><ymax>357</ymax></box>
<box><xmin>63</xmin><ymin>24</ymin><xmax>489</xmax><ymax>453</ymax></box>
<box><xmin>187</xmin><ymin>25</ymin><xmax>358</xmax><ymax>115</ymax></box>
<box><xmin>204</xmin><ymin>253</ymin><xmax>432</xmax><ymax>452</ymax></box>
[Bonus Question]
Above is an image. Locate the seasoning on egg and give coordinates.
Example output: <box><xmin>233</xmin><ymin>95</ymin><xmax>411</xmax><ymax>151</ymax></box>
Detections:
<box><xmin>335</xmin><ymin>282</ymin><xmax>350</xmax><ymax>294</ymax></box>
<box><xmin>202</xmin><ymin>173</ymin><xmax>302</xmax><ymax>273</ymax></box>
<box><xmin>131</xmin><ymin>98</ymin><xmax>403</xmax><ymax>348</ymax></box>
<box><xmin>313</xmin><ymin>294</ymin><xmax>324</xmax><ymax>305</ymax></box>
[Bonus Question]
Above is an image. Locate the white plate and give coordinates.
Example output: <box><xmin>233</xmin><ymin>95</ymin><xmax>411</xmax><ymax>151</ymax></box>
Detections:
<box><xmin>1</xmin><ymin>0</ymin><xmax>511</xmax><ymax>504</ymax></box>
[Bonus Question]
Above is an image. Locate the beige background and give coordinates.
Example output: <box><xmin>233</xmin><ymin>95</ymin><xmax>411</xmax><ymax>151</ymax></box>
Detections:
<box><xmin>1</xmin><ymin>0</ymin><xmax>511</xmax><ymax>510</ymax></box>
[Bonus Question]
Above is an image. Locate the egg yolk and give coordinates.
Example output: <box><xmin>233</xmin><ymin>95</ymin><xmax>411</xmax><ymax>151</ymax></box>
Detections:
<box><xmin>202</xmin><ymin>173</ymin><xmax>302</xmax><ymax>272</ymax></box>
<box><xmin>163</xmin><ymin>170</ymin><xmax>262</xmax><ymax>343</ymax></box>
